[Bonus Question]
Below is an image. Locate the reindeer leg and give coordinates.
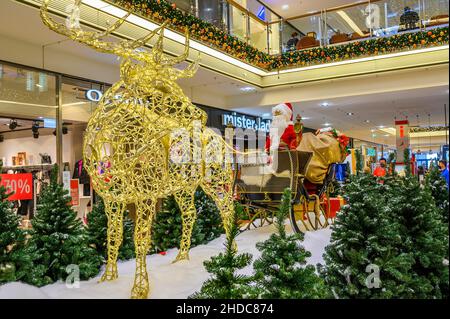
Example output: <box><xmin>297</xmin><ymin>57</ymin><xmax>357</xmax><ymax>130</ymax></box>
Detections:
<box><xmin>131</xmin><ymin>201</ymin><xmax>155</xmax><ymax>299</ymax></box>
<box><xmin>202</xmin><ymin>183</ymin><xmax>236</xmax><ymax>252</ymax></box>
<box><xmin>172</xmin><ymin>191</ymin><xmax>196</xmax><ymax>263</ymax></box>
<box><xmin>99</xmin><ymin>201</ymin><xmax>125</xmax><ymax>282</ymax></box>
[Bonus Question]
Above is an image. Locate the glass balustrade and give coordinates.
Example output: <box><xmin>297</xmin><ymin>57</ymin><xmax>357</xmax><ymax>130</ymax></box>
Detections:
<box><xmin>286</xmin><ymin>13</ymin><xmax>323</xmax><ymax>51</ymax></box>
<box><xmin>163</xmin><ymin>0</ymin><xmax>448</xmax><ymax>62</ymax></box>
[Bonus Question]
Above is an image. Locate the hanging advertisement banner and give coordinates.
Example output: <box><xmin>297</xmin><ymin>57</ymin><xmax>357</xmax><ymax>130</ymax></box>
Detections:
<box><xmin>395</xmin><ymin>120</ymin><xmax>410</xmax><ymax>163</ymax></box>
<box><xmin>0</xmin><ymin>173</ymin><xmax>33</xmax><ymax>201</ymax></box>
<box><xmin>70</xmin><ymin>179</ymin><xmax>80</xmax><ymax>207</ymax></box>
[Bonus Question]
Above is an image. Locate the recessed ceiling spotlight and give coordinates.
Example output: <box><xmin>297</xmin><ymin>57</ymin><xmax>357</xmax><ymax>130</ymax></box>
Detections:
<box><xmin>323</xmin><ymin>122</ymin><xmax>332</xmax><ymax>126</ymax></box>
<box><xmin>347</xmin><ymin>112</ymin><xmax>354</xmax><ymax>116</ymax></box>
<box><xmin>240</xmin><ymin>86</ymin><xmax>256</xmax><ymax>92</ymax></box>
<box><xmin>320</xmin><ymin>102</ymin><xmax>329</xmax><ymax>107</ymax></box>
<box><xmin>378</xmin><ymin>125</ymin><xmax>385</xmax><ymax>128</ymax></box>
<box><xmin>282</xmin><ymin>5</ymin><xmax>289</xmax><ymax>10</ymax></box>
<box><xmin>365</xmin><ymin>120</ymin><xmax>370</xmax><ymax>123</ymax></box>
<box><xmin>301</xmin><ymin>117</ymin><xmax>311</xmax><ymax>120</ymax></box>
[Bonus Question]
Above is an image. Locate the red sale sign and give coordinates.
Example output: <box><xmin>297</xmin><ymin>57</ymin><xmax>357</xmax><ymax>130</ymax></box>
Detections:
<box><xmin>70</xmin><ymin>179</ymin><xmax>80</xmax><ymax>207</ymax></box>
<box><xmin>0</xmin><ymin>173</ymin><xmax>33</xmax><ymax>201</ymax></box>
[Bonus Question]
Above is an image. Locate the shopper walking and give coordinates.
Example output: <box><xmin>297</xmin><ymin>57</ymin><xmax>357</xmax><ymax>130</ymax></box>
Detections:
<box><xmin>438</xmin><ymin>160</ymin><xmax>449</xmax><ymax>189</ymax></box>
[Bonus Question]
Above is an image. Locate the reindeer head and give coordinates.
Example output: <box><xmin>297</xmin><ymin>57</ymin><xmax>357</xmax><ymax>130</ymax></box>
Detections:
<box><xmin>41</xmin><ymin>0</ymin><xmax>199</xmax><ymax>91</ymax></box>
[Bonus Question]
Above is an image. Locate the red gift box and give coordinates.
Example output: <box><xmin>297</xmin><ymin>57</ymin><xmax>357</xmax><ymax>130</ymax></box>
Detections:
<box><xmin>323</xmin><ymin>197</ymin><xmax>344</xmax><ymax>218</ymax></box>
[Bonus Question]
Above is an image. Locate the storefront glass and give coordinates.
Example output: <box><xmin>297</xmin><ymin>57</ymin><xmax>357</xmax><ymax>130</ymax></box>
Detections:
<box><xmin>0</xmin><ymin>62</ymin><xmax>57</xmax><ymax>225</ymax></box>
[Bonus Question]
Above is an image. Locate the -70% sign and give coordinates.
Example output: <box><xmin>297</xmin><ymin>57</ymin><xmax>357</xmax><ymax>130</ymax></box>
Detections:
<box><xmin>0</xmin><ymin>173</ymin><xmax>33</xmax><ymax>201</ymax></box>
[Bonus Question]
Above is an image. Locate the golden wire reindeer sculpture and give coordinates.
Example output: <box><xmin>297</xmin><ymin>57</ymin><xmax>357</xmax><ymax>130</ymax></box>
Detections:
<box><xmin>41</xmin><ymin>0</ymin><xmax>236</xmax><ymax>299</ymax></box>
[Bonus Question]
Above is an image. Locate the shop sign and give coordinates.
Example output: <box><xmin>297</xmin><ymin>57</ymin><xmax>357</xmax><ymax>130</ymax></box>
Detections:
<box><xmin>43</xmin><ymin>118</ymin><xmax>56</xmax><ymax>129</ymax></box>
<box><xmin>222</xmin><ymin>112</ymin><xmax>271</xmax><ymax>132</ymax></box>
<box><xmin>0</xmin><ymin>173</ymin><xmax>33</xmax><ymax>201</ymax></box>
<box><xmin>70</xmin><ymin>179</ymin><xmax>80</xmax><ymax>207</ymax></box>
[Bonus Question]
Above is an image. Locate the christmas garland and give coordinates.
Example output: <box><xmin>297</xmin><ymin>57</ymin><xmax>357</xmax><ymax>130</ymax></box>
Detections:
<box><xmin>271</xmin><ymin>28</ymin><xmax>449</xmax><ymax>70</ymax></box>
<box><xmin>410</xmin><ymin>126</ymin><xmax>449</xmax><ymax>133</ymax></box>
<box><xmin>110</xmin><ymin>0</ymin><xmax>448</xmax><ymax>71</ymax></box>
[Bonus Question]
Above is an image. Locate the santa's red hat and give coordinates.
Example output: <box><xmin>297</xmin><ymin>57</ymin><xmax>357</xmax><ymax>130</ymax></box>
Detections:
<box><xmin>275</xmin><ymin>102</ymin><xmax>293</xmax><ymax>121</ymax></box>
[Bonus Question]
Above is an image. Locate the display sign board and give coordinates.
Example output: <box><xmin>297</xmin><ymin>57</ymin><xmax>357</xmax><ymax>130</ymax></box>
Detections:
<box><xmin>0</xmin><ymin>173</ymin><xmax>33</xmax><ymax>201</ymax></box>
<box><xmin>62</xmin><ymin>171</ymin><xmax>71</xmax><ymax>193</ymax></box>
<box><xmin>43</xmin><ymin>118</ymin><xmax>56</xmax><ymax>129</ymax></box>
<box><xmin>70</xmin><ymin>179</ymin><xmax>80</xmax><ymax>207</ymax></box>
<box><xmin>395</xmin><ymin>120</ymin><xmax>410</xmax><ymax>162</ymax></box>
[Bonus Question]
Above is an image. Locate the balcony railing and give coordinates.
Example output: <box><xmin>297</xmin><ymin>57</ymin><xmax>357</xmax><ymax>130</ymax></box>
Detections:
<box><xmin>109</xmin><ymin>0</ymin><xmax>448</xmax><ymax>70</ymax></box>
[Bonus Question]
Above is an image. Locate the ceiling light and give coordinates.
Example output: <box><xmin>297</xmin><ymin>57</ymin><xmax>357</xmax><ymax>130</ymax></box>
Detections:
<box><xmin>365</xmin><ymin>120</ymin><xmax>370</xmax><ymax>123</ymax></box>
<box><xmin>378</xmin><ymin>125</ymin><xmax>385</xmax><ymax>129</ymax></box>
<box><xmin>320</xmin><ymin>102</ymin><xmax>329</xmax><ymax>107</ymax></box>
<box><xmin>347</xmin><ymin>112</ymin><xmax>354</xmax><ymax>116</ymax></box>
<box><xmin>323</xmin><ymin>123</ymin><xmax>331</xmax><ymax>126</ymax></box>
<box><xmin>240</xmin><ymin>86</ymin><xmax>256</xmax><ymax>92</ymax></box>
<box><xmin>281</xmin><ymin>5</ymin><xmax>289</xmax><ymax>10</ymax></box>
<box><xmin>301</xmin><ymin>117</ymin><xmax>311</xmax><ymax>120</ymax></box>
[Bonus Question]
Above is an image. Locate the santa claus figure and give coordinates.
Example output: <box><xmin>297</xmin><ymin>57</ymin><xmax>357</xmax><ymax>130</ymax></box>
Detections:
<box><xmin>265</xmin><ymin>102</ymin><xmax>298</xmax><ymax>153</ymax></box>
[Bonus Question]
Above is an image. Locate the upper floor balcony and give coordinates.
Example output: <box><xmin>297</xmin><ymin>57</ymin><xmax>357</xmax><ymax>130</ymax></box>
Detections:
<box><xmin>107</xmin><ymin>0</ymin><xmax>448</xmax><ymax>71</ymax></box>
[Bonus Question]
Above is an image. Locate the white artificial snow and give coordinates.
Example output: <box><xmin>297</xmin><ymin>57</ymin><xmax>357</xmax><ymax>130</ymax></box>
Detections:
<box><xmin>0</xmin><ymin>224</ymin><xmax>332</xmax><ymax>299</ymax></box>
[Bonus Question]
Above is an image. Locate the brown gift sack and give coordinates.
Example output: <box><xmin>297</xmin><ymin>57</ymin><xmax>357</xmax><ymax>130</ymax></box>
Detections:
<box><xmin>297</xmin><ymin>132</ymin><xmax>345</xmax><ymax>184</ymax></box>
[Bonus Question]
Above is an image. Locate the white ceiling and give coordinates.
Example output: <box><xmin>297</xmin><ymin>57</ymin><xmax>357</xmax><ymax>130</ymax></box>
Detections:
<box><xmin>234</xmin><ymin>85</ymin><xmax>450</xmax><ymax>145</ymax></box>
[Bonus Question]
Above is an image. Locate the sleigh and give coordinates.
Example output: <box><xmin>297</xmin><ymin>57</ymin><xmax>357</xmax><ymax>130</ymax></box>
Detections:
<box><xmin>234</xmin><ymin>129</ymin><xmax>348</xmax><ymax>233</ymax></box>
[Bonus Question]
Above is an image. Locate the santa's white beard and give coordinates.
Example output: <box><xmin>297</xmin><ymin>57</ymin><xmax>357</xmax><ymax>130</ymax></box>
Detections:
<box><xmin>269</xmin><ymin>115</ymin><xmax>289</xmax><ymax>151</ymax></box>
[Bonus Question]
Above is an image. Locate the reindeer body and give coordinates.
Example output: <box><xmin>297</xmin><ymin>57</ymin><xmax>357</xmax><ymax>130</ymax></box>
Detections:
<box><xmin>41</xmin><ymin>0</ymin><xmax>235</xmax><ymax>299</ymax></box>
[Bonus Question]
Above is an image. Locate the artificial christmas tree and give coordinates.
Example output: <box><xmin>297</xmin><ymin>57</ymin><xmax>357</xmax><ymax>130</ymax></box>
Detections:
<box><xmin>86</xmin><ymin>198</ymin><xmax>135</xmax><ymax>261</ymax></box>
<box><xmin>28</xmin><ymin>166</ymin><xmax>101</xmax><ymax>286</ymax></box>
<box><xmin>320</xmin><ymin>174</ymin><xmax>415</xmax><ymax>298</ymax></box>
<box><xmin>150</xmin><ymin>188</ymin><xmax>223</xmax><ymax>254</ymax></box>
<box><xmin>189</xmin><ymin>211</ymin><xmax>257</xmax><ymax>299</ymax></box>
<box><xmin>253</xmin><ymin>188</ymin><xmax>328</xmax><ymax>299</ymax></box>
<box><xmin>0</xmin><ymin>173</ymin><xmax>43</xmax><ymax>284</ymax></box>
<box><xmin>425</xmin><ymin>162</ymin><xmax>449</xmax><ymax>223</ymax></box>
<box><xmin>385</xmin><ymin>176</ymin><xmax>449</xmax><ymax>298</ymax></box>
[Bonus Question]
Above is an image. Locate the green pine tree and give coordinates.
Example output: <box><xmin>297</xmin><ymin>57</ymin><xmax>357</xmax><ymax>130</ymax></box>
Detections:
<box><xmin>27</xmin><ymin>165</ymin><xmax>101</xmax><ymax>286</ymax></box>
<box><xmin>425</xmin><ymin>162</ymin><xmax>449</xmax><ymax>224</ymax></box>
<box><xmin>85</xmin><ymin>198</ymin><xmax>135</xmax><ymax>261</ymax></box>
<box><xmin>0</xmin><ymin>173</ymin><xmax>44</xmax><ymax>285</ymax></box>
<box><xmin>385</xmin><ymin>176</ymin><xmax>449</xmax><ymax>298</ymax></box>
<box><xmin>320</xmin><ymin>174</ymin><xmax>415</xmax><ymax>298</ymax></box>
<box><xmin>253</xmin><ymin>188</ymin><xmax>329</xmax><ymax>299</ymax></box>
<box><xmin>404</xmin><ymin>149</ymin><xmax>411</xmax><ymax>176</ymax></box>
<box><xmin>150</xmin><ymin>188</ymin><xmax>223</xmax><ymax>254</ymax></box>
<box><xmin>189</xmin><ymin>211</ymin><xmax>257</xmax><ymax>299</ymax></box>
<box><xmin>355</xmin><ymin>149</ymin><xmax>363</xmax><ymax>174</ymax></box>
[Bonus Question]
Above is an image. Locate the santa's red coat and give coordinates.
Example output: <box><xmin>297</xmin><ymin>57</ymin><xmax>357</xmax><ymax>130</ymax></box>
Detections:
<box><xmin>265</xmin><ymin>124</ymin><xmax>298</xmax><ymax>152</ymax></box>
